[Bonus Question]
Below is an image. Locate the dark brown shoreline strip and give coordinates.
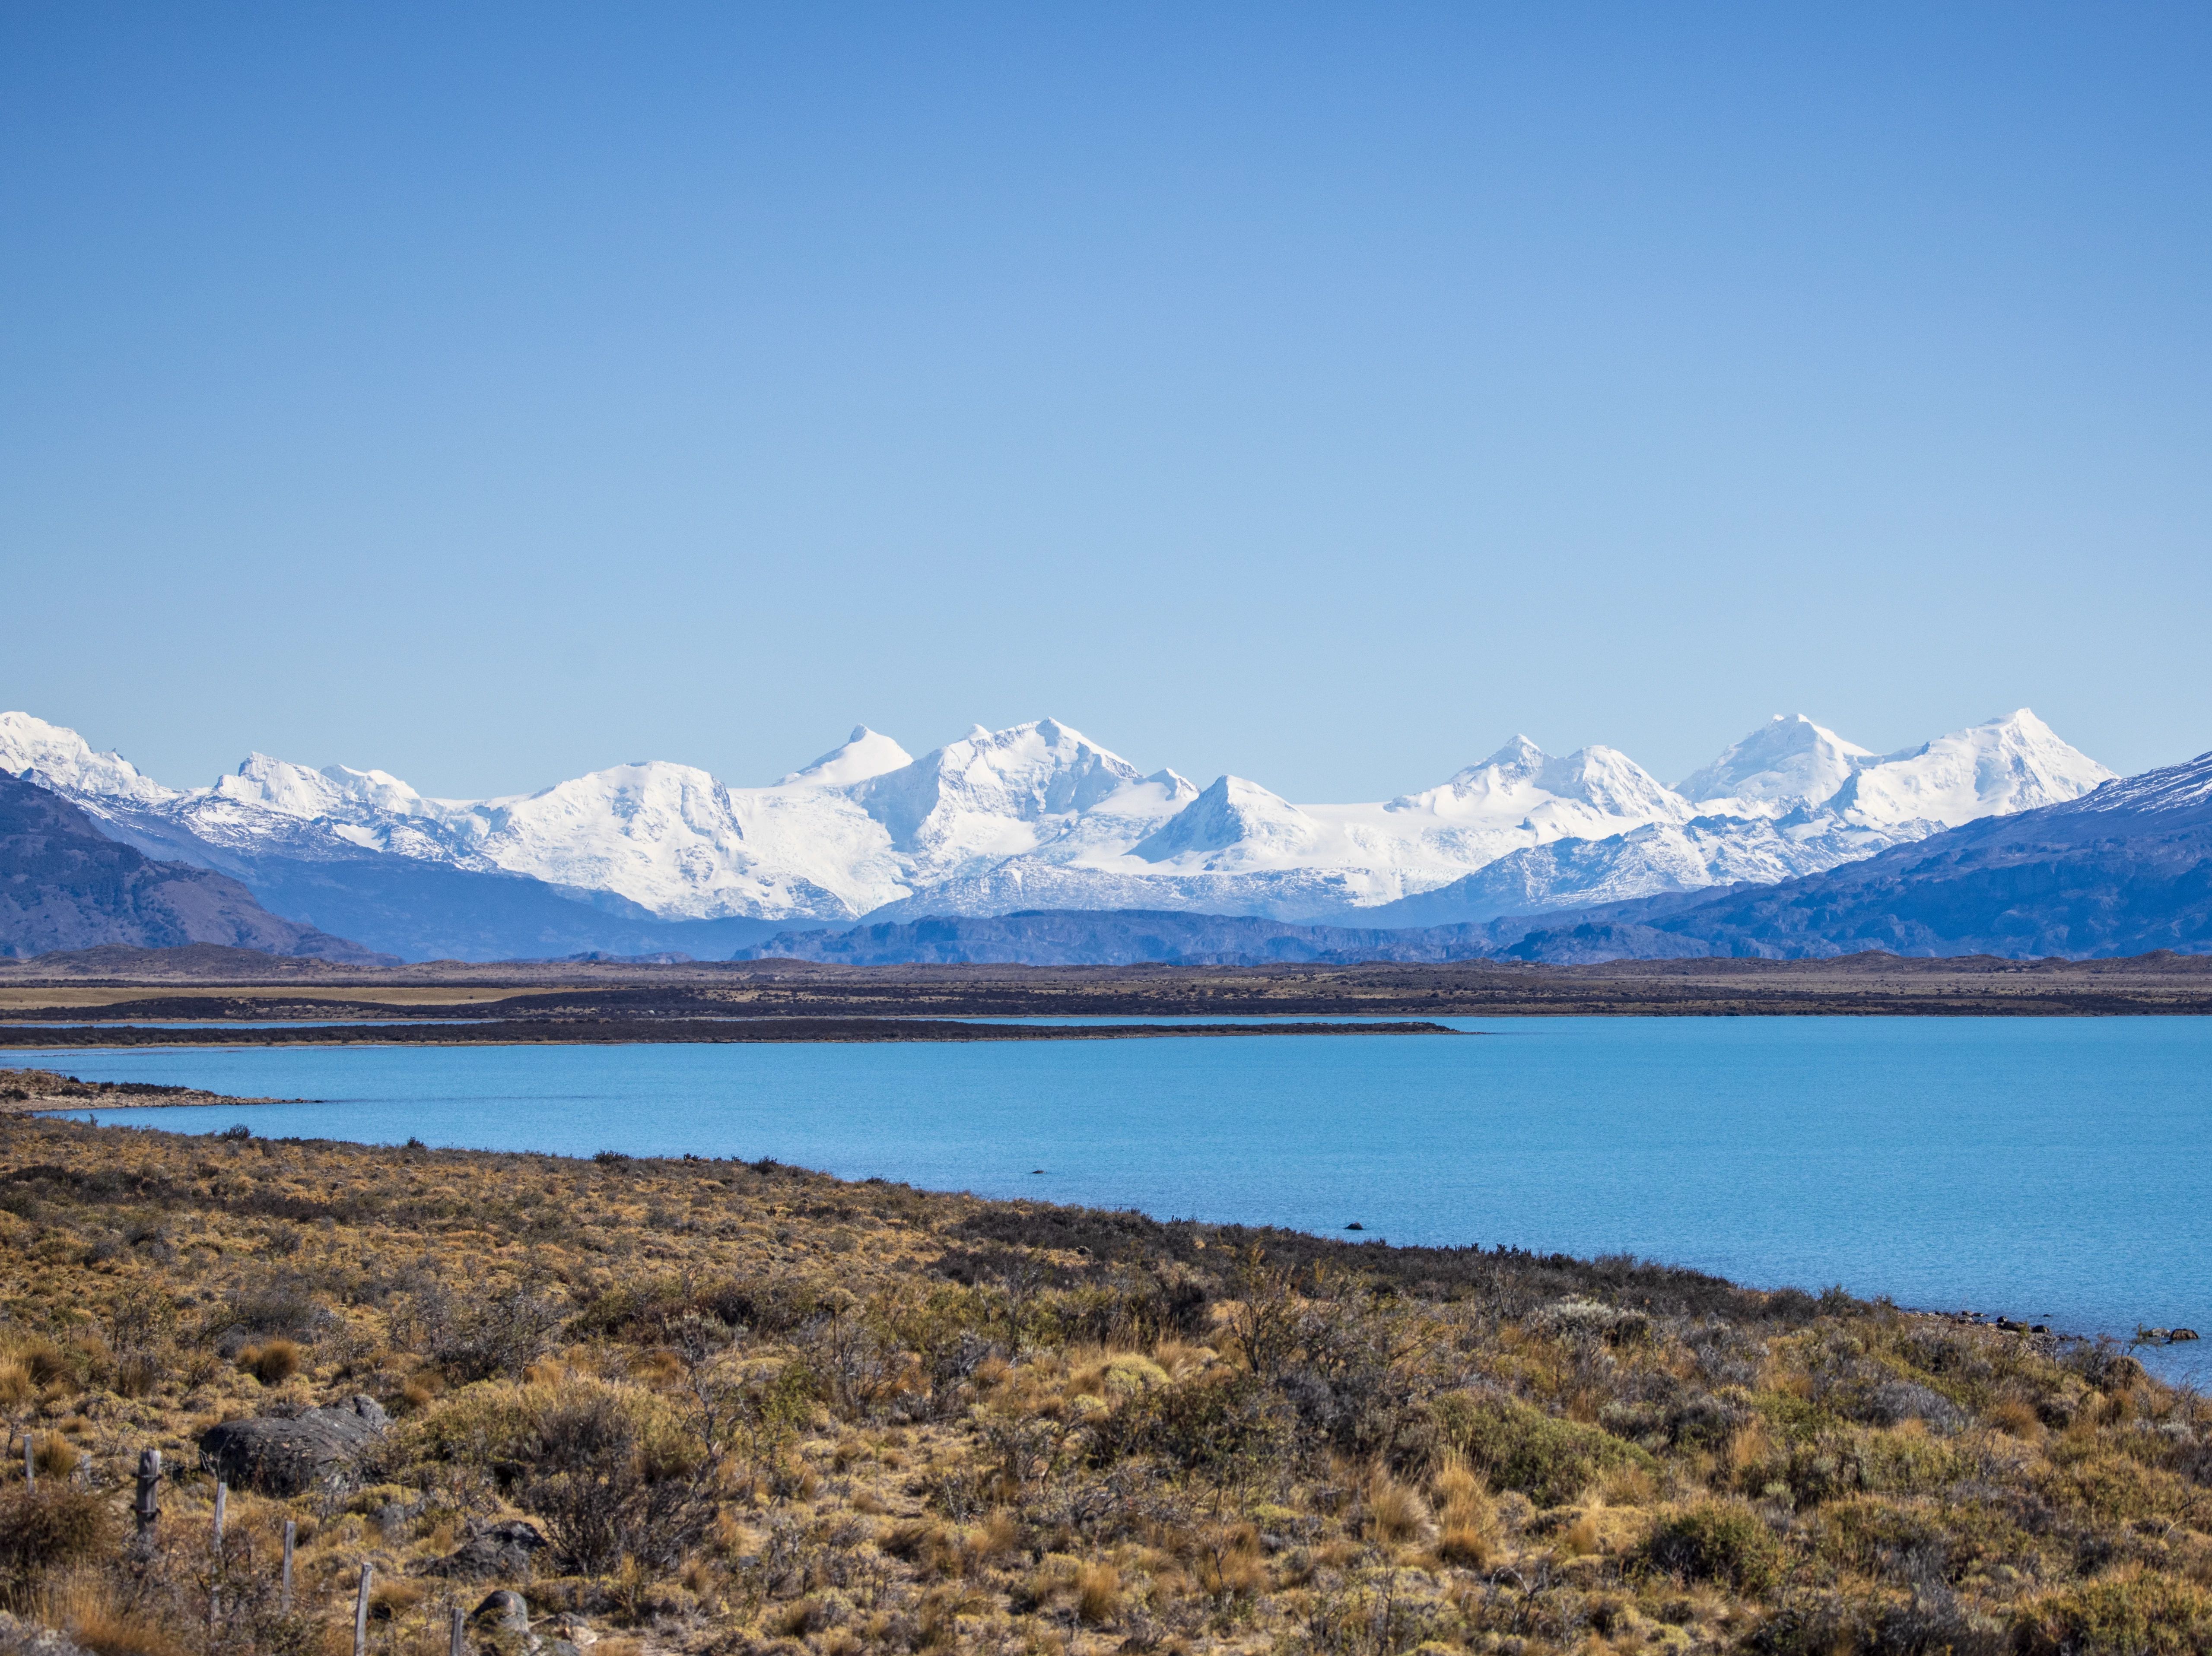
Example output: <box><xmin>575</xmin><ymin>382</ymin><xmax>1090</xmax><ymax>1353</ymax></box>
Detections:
<box><xmin>0</xmin><ymin>1016</ymin><xmax>1457</xmax><ymax>1049</ymax></box>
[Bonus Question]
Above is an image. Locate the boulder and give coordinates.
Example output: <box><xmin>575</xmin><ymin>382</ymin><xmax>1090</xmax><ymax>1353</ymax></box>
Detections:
<box><xmin>423</xmin><ymin>1519</ymin><xmax>549</xmax><ymax>1580</ymax></box>
<box><xmin>472</xmin><ymin>1592</ymin><xmax>531</xmax><ymax>1634</ymax></box>
<box><xmin>197</xmin><ymin>1395</ymin><xmax>389</xmax><ymax>1497</ymax></box>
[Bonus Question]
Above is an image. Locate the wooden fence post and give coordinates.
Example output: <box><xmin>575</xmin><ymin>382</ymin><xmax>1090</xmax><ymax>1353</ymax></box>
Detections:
<box><xmin>281</xmin><ymin>1519</ymin><xmax>296</xmax><ymax>1608</ymax></box>
<box><xmin>213</xmin><ymin>1479</ymin><xmax>227</xmax><ymax>1548</ymax></box>
<box><xmin>133</xmin><ymin>1448</ymin><xmax>161</xmax><ymax>1548</ymax></box>
<box><xmin>449</xmin><ymin>1602</ymin><xmax>466</xmax><ymax>1655</ymax></box>
<box><xmin>22</xmin><ymin>1432</ymin><xmax>32</xmax><ymax>1489</ymax></box>
<box><xmin>353</xmin><ymin>1563</ymin><xmax>372</xmax><ymax>1656</ymax></box>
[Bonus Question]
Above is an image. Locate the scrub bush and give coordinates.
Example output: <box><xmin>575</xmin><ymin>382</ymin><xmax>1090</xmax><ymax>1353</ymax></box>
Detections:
<box><xmin>0</xmin><ymin>1485</ymin><xmax>114</xmax><ymax>1595</ymax></box>
<box><xmin>1637</xmin><ymin>1501</ymin><xmax>1786</xmax><ymax>1595</ymax></box>
<box><xmin>1432</xmin><ymin>1391</ymin><xmax>1655</xmax><ymax>1506</ymax></box>
<box><xmin>2014</xmin><ymin>1572</ymin><xmax>2212</xmax><ymax>1656</ymax></box>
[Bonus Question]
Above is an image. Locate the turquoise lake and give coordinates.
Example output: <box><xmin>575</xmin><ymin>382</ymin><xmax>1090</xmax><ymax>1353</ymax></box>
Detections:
<box><xmin>28</xmin><ymin>1016</ymin><xmax>2212</xmax><ymax>1382</ymax></box>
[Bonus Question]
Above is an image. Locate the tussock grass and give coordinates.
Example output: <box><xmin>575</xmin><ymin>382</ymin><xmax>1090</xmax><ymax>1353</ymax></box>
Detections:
<box><xmin>0</xmin><ymin>1113</ymin><xmax>2206</xmax><ymax>1653</ymax></box>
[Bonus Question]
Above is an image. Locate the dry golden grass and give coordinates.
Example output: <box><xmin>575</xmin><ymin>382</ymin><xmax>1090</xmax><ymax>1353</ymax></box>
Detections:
<box><xmin>1362</xmin><ymin>1469</ymin><xmax>1431</xmax><ymax>1543</ymax></box>
<box><xmin>1071</xmin><ymin>1560</ymin><xmax>1119</xmax><ymax>1625</ymax></box>
<box><xmin>0</xmin><ymin>1111</ymin><xmax>2206</xmax><ymax>1655</ymax></box>
<box><xmin>235</xmin><ymin>1338</ymin><xmax>299</xmax><ymax>1387</ymax></box>
<box><xmin>36</xmin><ymin>1574</ymin><xmax>186</xmax><ymax>1656</ymax></box>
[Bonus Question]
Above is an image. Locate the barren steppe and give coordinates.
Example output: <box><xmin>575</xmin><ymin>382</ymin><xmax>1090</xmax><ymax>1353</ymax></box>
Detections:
<box><xmin>2</xmin><ymin>947</ymin><xmax>2209</xmax><ymax>1032</ymax></box>
<box><xmin>3</xmin><ymin>1110</ymin><xmax>2210</xmax><ymax>1656</ymax></box>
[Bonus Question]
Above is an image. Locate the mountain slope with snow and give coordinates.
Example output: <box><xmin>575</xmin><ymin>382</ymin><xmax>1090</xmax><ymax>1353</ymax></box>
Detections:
<box><xmin>0</xmin><ymin>707</ymin><xmax>2118</xmax><ymax>958</ymax></box>
<box><xmin>1675</xmin><ymin>715</ymin><xmax>1875</xmax><ymax>814</ymax></box>
<box><xmin>1495</xmin><ymin>747</ymin><xmax>2212</xmax><ymax>961</ymax></box>
<box><xmin>0</xmin><ymin>770</ymin><xmax>388</xmax><ymax>963</ymax></box>
<box><xmin>1829</xmin><ymin>708</ymin><xmax>2115</xmax><ymax>830</ymax></box>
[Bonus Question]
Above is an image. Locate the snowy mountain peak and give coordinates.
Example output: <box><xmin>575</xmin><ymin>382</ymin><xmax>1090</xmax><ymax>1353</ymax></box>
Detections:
<box><xmin>854</xmin><ymin>719</ymin><xmax>1147</xmax><ymax>864</ymax></box>
<box><xmin>213</xmin><ymin>752</ymin><xmax>346</xmax><ymax>818</ymax></box>
<box><xmin>1835</xmin><ymin>709</ymin><xmax>2116</xmax><ymax>830</ymax></box>
<box><xmin>2</xmin><ymin>706</ymin><xmax>2133</xmax><ymax>948</ymax></box>
<box><xmin>318</xmin><ymin>765</ymin><xmax>432</xmax><ymax>815</ymax></box>
<box><xmin>0</xmin><ymin>711</ymin><xmax>177</xmax><ymax>805</ymax></box>
<box><xmin>1477</xmin><ymin>735</ymin><xmax>1546</xmax><ymax>779</ymax></box>
<box><xmin>778</xmin><ymin>726</ymin><xmax>915</xmax><ymax>788</ymax></box>
<box><xmin>1394</xmin><ymin>738</ymin><xmax>1684</xmax><ymax>828</ymax></box>
<box><xmin>203</xmin><ymin>752</ymin><xmax>439</xmax><ymax>825</ymax></box>
<box><xmin>1131</xmin><ymin>775</ymin><xmax>1320</xmax><ymax>867</ymax></box>
<box><xmin>1544</xmin><ymin>746</ymin><xmax>1692</xmax><ymax>823</ymax></box>
<box><xmin>1677</xmin><ymin>714</ymin><xmax>1875</xmax><ymax>815</ymax></box>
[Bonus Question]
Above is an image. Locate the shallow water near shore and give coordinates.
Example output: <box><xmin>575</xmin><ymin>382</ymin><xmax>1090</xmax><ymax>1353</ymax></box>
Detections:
<box><xmin>27</xmin><ymin>1015</ymin><xmax>2212</xmax><ymax>1383</ymax></box>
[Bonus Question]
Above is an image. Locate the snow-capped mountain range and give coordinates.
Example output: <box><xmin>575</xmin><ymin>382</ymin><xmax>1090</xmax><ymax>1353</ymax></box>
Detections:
<box><xmin>0</xmin><ymin>707</ymin><xmax>2114</xmax><ymax>959</ymax></box>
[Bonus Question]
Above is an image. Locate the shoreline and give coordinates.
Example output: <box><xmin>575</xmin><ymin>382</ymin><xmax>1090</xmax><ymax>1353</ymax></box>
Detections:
<box><xmin>4</xmin><ymin>951</ymin><xmax>2211</xmax><ymax>1024</ymax></box>
<box><xmin>10</xmin><ymin>1086</ymin><xmax>2212</xmax><ymax>1646</ymax></box>
<box><xmin>13</xmin><ymin>1064</ymin><xmax>2189</xmax><ymax>1361</ymax></box>
<box><xmin>1</xmin><ymin>1066</ymin><xmax>308</xmax><ymax>1114</ymax></box>
<box><xmin>0</xmin><ymin>1015</ymin><xmax>1458</xmax><ymax>1050</ymax></box>
<box><xmin>3</xmin><ymin>1093</ymin><xmax>2140</xmax><ymax>1349</ymax></box>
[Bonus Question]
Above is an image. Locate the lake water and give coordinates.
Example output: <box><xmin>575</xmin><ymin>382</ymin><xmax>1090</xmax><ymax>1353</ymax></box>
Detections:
<box><xmin>25</xmin><ymin>1017</ymin><xmax>2212</xmax><ymax>1383</ymax></box>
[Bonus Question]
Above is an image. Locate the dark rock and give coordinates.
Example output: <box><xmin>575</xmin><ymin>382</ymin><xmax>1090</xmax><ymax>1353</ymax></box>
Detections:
<box><xmin>473</xmin><ymin>1591</ymin><xmax>530</xmax><ymax>1634</ymax></box>
<box><xmin>423</xmin><ymin>1519</ymin><xmax>549</xmax><ymax>1580</ymax></box>
<box><xmin>372</xmin><ymin>1497</ymin><xmax>423</xmax><ymax>1540</ymax></box>
<box><xmin>2174</xmin><ymin>1328</ymin><xmax>2201</xmax><ymax>1342</ymax></box>
<box><xmin>197</xmin><ymin>1394</ymin><xmax>389</xmax><ymax>1497</ymax></box>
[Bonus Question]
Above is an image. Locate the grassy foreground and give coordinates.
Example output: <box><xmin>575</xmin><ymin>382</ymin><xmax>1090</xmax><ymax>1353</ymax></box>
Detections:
<box><xmin>1</xmin><ymin>1117</ymin><xmax>2208</xmax><ymax>1656</ymax></box>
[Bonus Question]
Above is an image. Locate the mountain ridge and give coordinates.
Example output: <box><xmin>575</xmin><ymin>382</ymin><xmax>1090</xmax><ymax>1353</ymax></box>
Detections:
<box><xmin>1</xmin><ymin>707</ymin><xmax>2117</xmax><ymax>960</ymax></box>
<box><xmin>1493</xmin><ymin>750</ymin><xmax>2212</xmax><ymax>962</ymax></box>
<box><xmin>742</xmin><ymin>749</ymin><xmax>2212</xmax><ymax>966</ymax></box>
<box><xmin>0</xmin><ymin>772</ymin><xmax>390</xmax><ymax>963</ymax></box>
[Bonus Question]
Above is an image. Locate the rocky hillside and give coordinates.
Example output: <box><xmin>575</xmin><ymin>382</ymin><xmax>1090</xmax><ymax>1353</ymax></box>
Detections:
<box><xmin>0</xmin><ymin>774</ymin><xmax>388</xmax><ymax>963</ymax></box>
<box><xmin>1499</xmin><ymin>749</ymin><xmax>2212</xmax><ymax>961</ymax></box>
<box><xmin>3</xmin><ymin>708</ymin><xmax>2113</xmax><ymax>960</ymax></box>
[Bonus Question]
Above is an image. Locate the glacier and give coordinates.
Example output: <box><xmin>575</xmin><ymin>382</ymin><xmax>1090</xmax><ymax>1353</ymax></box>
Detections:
<box><xmin>0</xmin><ymin>707</ymin><xmax>2116</xmax><ymax>956</ymax></box>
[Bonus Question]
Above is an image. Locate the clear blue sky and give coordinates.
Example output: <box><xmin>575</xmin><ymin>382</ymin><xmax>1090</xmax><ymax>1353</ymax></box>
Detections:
<box><xmin>4</xmin><ymin>3</ymin><xmax>2208</xmax><ymax>801</ymax></box>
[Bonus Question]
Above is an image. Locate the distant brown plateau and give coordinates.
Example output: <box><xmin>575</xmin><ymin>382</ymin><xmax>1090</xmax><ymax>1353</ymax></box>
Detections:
<box><xmin>0</xmin><ymin>1015</ymin><xmax>1455</xmax><ymax>1049</ymax></box>
<box><xmin>0</xmin><ymin>944</ymin><xmax>2209</xmax><ymax>1024</ymax></box>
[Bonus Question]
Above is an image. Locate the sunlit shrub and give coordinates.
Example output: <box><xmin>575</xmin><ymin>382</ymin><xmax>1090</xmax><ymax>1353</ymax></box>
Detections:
<box><xmin>1432</xmin><ymin>1391</ymin><xmax>1655</xmax><ymax>1507</ymax></box>
<box><xmin>0</xmin><ymin>1485</ymin><xmax>114</xmax><ymax>1593</ymax></box>
<box><xmin>238</xmin><ymin>1339</ymin><xmax>300</xmax><ymax>1386</ymax></box>
<box><xmin>2015</xmin><ymin>1570</ymin><xmax>2212</xmax><ymax>1656</ymax></box>
<box><xmin>1637</xmin><ymin>1500</ymin><xmax>1785</xmax><ymax>1594</ymax></box>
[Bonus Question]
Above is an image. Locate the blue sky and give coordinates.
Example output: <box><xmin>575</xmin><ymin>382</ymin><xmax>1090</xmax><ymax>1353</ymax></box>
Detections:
<box><xmin>3</xmin><ymin>4</ymin><xmax>2208</xmax><ymax>800</ymax></box>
